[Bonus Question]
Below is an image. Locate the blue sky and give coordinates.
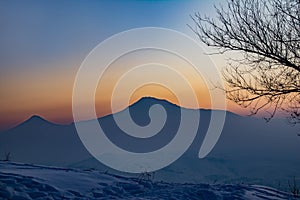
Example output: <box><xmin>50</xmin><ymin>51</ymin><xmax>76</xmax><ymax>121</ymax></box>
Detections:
<box><xmin>0</xmin><ymin>0</ymin><xmax>218</xmax><ymax>73</ymax></box>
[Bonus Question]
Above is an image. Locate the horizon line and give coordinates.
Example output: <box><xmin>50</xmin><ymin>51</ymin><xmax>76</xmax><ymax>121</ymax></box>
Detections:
<box><xmin>6</xmin><ymin>96</ymin><xmax>243</xmax><ymax>131</ymax></box>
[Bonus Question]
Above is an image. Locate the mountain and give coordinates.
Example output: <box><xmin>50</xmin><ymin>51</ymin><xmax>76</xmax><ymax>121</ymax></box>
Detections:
<box><xmin>0</xmin><ymin>115</ymin><xmax>91</xmax><ymax>167</ymax></box>
<box><xmin>0</xmin><ymin>97</ymin><xmax>299</xmax><ymax>190</ymax></box>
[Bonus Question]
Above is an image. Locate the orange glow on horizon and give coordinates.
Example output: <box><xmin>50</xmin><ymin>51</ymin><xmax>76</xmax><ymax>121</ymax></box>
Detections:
<box><xmin>0</xmin><ymin>50</ymin><xmax>249</xmax><ymax>131</ymax></box>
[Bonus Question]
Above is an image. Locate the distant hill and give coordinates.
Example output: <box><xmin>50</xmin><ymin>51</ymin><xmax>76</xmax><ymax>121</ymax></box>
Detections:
<box><xmin>0</xmin><ymin>97</ymin><xmax>299</xmax><ymax>189</ymax></box>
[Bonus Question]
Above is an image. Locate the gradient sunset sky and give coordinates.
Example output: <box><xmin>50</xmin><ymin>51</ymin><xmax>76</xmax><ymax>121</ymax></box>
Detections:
<box><xmin>0</xmin><ymin>0</ymin><xmax>247</xmax><ymax>131</ymax></box>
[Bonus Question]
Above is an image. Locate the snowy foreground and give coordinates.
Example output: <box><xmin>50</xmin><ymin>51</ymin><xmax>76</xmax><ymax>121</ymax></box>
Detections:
<box><xmin>0</xmin><ymin>162</ymin><xmax>298</xmax><ymax>200</ymax></box>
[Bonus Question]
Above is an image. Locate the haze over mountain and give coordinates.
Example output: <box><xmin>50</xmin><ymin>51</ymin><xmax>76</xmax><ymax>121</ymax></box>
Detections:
<box><xmin>0</xmin><ymin>97</ymin><xmax>299</xmax><ymax>190</ymax></box>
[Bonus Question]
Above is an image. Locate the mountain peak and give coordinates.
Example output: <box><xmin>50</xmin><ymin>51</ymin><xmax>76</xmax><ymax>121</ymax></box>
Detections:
<box><xmin>134</xmin><ymin>96</ymin><xmax>178</xmax><ymax>107</ymax></box>
<box><xmin>24</xmin><ymin>115</ymin><xmax>49</xmax><ymax>124</ymax></box>
<box><xmin>29</xmin><ymin>115</ymin><xmax>43</xmax><ymax>119</ymax></box>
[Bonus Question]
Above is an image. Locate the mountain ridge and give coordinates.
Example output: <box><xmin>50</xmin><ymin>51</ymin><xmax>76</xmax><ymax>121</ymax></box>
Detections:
<box><xmin>9</xmin><ymin>97</ymin><xmax>241</xmax><ymax>131</ymax></box>
<box><xmin>0</xmin><ymin>96</ymin><xmax>299</xmax><ymax>189</ymax></box>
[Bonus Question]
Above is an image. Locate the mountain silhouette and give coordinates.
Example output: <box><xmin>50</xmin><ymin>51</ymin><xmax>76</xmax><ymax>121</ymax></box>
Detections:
<box><xmin>0</xmin><ymin>97</ymin><xmax>299</xmax><ymax>188</ymax></box>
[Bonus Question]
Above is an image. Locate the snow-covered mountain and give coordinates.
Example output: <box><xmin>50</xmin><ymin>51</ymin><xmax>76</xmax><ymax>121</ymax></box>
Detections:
<box><xmin>0</xmin><ymin>162</ymin><xmax>297</xmax><ymax>200</ymax></box>
<box><xmin>0</xmin><ymin>97</ymin><xmax>299</xmax><ymax>191</ymax></box>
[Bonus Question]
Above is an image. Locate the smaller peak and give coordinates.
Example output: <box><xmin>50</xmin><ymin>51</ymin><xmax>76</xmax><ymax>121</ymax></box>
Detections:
<box><xmin>25</xmin><ymin>115</ymin><xmax>48</xmax><ymax>123</ymax></box>
<box><xmin>29</xmin><ymin>115</ymin><xmax>44</xmax><ymax>120</ymax></box>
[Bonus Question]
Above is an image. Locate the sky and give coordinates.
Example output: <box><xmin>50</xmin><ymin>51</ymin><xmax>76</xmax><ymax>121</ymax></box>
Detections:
<box><xmin>0</xmin><ymin>0</ymin><xmax>247</xmax><ymax>130</ymax></box>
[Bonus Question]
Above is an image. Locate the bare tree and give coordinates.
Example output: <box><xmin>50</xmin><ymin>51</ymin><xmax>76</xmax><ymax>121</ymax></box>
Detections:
<box><xmin>190</xmin><ymin>0</ymin><xmax>300</xmax><ymax>124</ymax></box>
